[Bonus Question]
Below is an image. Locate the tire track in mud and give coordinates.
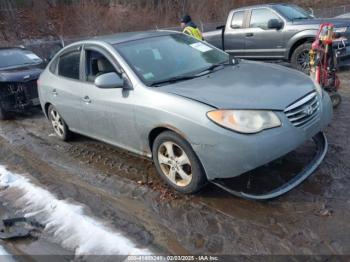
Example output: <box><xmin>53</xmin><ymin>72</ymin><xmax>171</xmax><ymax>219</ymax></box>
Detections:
<box><xmin>1</xmin><ymin>118</ymin><xmax>349</xmax><ymax>256</ymax></box>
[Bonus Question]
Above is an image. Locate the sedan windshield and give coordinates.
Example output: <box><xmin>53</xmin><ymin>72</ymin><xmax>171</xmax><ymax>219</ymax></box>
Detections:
<box><xmin>274</xmin><ymin>4</ymin><xmax>313</xmax><ymax>20</ymax></box>
<box><xmin>0</xmin><ymin>49</ymin><xmax>43</xmax><ymax>69</ymax></box>
<box><xmin>115</xmin><ymin>34</ymin><xmax>229</xmax><ymax>86</ymax></box>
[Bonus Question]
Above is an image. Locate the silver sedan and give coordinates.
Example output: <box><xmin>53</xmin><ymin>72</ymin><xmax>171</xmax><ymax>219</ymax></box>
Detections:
<box><xmin>38</xmin><ymin>31</ymin><xmax>333</xmax><ymax>199</ymax></box>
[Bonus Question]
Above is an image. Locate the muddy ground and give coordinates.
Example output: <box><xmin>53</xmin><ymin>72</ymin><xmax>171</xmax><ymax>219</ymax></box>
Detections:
<box><xmin>0</xmin><ymin>68</ymin><xmax>349</xmax><ymax>259</ymax></box>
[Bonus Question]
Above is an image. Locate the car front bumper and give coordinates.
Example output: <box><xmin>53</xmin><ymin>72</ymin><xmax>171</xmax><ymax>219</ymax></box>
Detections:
<box><xmin>192</xmin><ymin>92</ymin><xmax>333</xmax><ymax>180</ymax></box>
<box><xmin>0</xmin><ymin>80</ymin><xmax>40</xmax><ymax>112</ymax></box>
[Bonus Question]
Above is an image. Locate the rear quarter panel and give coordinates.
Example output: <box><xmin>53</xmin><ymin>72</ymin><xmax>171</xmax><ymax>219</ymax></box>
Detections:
<box><xmin>203</xmin><ymin>30</ymin><xmax>223</xmax><ymax>49</ymax></box>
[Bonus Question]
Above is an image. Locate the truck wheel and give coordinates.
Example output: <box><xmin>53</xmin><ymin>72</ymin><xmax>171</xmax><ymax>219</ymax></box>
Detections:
<box><xmin>291</xmin><ymin>43</ymin><xmax>312</xmax><ymax>74</ymax></box>
<box><xmin>48</xmin><ymin>105</ymin><xmax>71</xmax><ymax>141</ymax></box>
<box><xmin>0</xmin><ymin>104</ymin><xmax>11</xmax><ymax>120</ymax></box>
<box><xmin>152</xmin><ymin>131</ymin><xmax>207</xmax><ymax>194</ymax></box>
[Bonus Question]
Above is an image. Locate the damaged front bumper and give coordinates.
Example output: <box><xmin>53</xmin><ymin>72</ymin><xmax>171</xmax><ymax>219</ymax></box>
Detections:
<box><xmin>211</xmin><ymin>132</ymin><xmax>328</xmax><ymax>200</ymax></box>
<box><xmin>0</xmin><ymin>81</ymin><xmax>40</xmax><ymax>112</ymax></box>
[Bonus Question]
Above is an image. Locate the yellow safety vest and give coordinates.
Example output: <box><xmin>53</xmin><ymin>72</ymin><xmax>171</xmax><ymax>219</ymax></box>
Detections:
<box><xmin>183</xmin><ymin>26</ymin><xmax>204</xmax><ymax>41</ymax></box>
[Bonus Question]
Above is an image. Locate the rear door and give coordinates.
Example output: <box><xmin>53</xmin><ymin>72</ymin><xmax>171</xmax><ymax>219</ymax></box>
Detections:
<box><xmin>50</xmin><ymin>46</ymin><xmax>86</xmax><ymax>131</ymax></box>
<box><xmin>244</xmin><ymin>8</ymin><xmax>286</xmax><ymax>59</ymax></box>
<box><xmin>223</xmin><ymin>10</ymin><xmax>249</xmax><ymax>57</ymax></box>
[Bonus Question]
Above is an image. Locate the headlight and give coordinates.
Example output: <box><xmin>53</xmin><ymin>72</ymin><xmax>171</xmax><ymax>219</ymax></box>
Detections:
<box><xmin>207</xmin><ymin>110</ymin><xmax>281</xmax><ymax>134</ymax></box>
<box><xmin>334</xmin><ymin>27</ymin><xmax>347</xmax><ymax>33</ymax></box>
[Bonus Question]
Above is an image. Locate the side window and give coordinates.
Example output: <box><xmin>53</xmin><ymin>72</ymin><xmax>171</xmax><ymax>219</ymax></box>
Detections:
<box><xmin>49</xmin><ymin>57</ymin><xmax>58</xmax><ymax>74</ymax></box>
<box><xmin>85</xmin><ymin>50</ymin><xmax>118</xmax><ymax>82</ymax></box>
<box><xmin>58</xmin><ymin>51</ymin><xmax>81</xmax><ymax>79</ymax></box>
<box><xmin>231</xmin><ymin>11</ymin><xmax>245</xmax><ymax>29</ymax></box>
<box><xmin>250</xmin><ymin>9</ymin><xmax>281</xmax><ymax>30</ymax></box>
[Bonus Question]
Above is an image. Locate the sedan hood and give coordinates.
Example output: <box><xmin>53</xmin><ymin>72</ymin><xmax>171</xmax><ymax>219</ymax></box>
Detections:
<box><xmin>0</xmin><ymin>65</ymin><xmax>43</xmax><ymax>82</ymax></box>
<box><xmin>157</xmin><ymin>61</ymin><xmax>315</xmax><ymax>110</ymax></box>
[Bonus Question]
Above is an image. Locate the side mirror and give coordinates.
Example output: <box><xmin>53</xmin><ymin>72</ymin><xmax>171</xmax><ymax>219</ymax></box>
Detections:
<box><xmin>267</xmin><ymin>19</ymin><xmax>284</xmax><ymax>30</ymax></box>
<box><xmin>94</xmin><ymin>72</ymin><xmax>125</xmax><ymax>89</ymax></box>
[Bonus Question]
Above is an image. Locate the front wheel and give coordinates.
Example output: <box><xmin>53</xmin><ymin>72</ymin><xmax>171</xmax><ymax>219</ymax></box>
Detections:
<box><xmin>48</xmin><ymin>105</ymin><xmax>71</xmax><ymax>141</ymax></box>
<box><xmin>152</xmin><ymin>131</ymin><xmax>207</xmax><ymax>194</ymax></box>
<box><xmin>291</xmin><ymin>43</ymin><xmax>312</xmax><ymax>74</ymax></box>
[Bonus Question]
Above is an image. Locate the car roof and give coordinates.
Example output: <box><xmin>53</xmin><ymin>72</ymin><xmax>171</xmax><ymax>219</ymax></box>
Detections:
<box><xmin>234</xmin><ymin>2</ymin><xmax>295</xmax><ymax>11</ymax></box>
<box><xmin>92</xmin><ymin>30</ymin><xmax>177</xmax><ymax>45</ymax></box>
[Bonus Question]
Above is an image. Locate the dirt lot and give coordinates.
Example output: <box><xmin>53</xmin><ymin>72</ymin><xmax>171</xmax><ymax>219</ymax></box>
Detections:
<box><xmin>0</xmin><ymin>68</ymin><xmax>349</xmax><ymax>258</ymax></box>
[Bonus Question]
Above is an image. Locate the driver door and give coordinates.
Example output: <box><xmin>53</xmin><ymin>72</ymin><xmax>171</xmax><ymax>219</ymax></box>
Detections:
<box><xmin>244</xmin><ymin>8</ymin><xmax>286</xmax><ymax>59</ymax></box>
<box><xmin>78</xmin><ymin>46</ymin><xmax>140</xmax><ymax>151</ymax></box>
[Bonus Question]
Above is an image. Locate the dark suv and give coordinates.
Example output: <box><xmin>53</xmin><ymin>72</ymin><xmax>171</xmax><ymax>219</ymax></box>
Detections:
<box><xmin>204</xmin><ymin>3</ymin><xmax>350</xmax><ymax>71</ymax></box>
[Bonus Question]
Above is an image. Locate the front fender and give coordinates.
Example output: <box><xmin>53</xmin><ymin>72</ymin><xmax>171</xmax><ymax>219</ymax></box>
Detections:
<box><xmin>285</xmin><ymin>29</ymin><xmax>318</xmax><ymax>59</ymax></box>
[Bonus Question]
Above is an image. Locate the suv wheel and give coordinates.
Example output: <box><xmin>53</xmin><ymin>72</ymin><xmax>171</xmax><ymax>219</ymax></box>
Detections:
<box><xmin>152</xmin><ymin>131</ymin><xmax>207</xmax><ymax>194</ymax></box>
<box><xmin>48</xmin><ymin>105</ymin><xmax>71</xmax><ymax>141</ymax></box>
<box><xmin>291</xmin><ymin>43</ymin><xmax>312</xmax><ymax>74</ymax></box>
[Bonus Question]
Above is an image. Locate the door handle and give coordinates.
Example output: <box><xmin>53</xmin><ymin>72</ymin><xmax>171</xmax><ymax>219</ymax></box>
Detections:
<box><xmin>82</xmin><ymin>96</ymin><xmax>91</xmax><ymax>104</ymax></box>
<box><xmin>246</xmin><ymin>33</ymin><xmax>254</xmax><ymax>37</ymax></box>
<box><xmin>52</xmin><ymin>89</ymin><xmax>58</xmax><ymax>96</ymax></box>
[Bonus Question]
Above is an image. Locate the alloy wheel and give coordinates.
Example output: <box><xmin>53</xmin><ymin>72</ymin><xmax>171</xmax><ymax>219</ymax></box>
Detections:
<box><xmin>157</xmin><ymin>141</ymin><xmax>192</xmax><ymax>187</ymax></box>
<box><xmin>297</xmin><ymin>50</ymin><xmax>310</xmax><ymax>72</ymax></box>
<box><xmin>50</xmin><ymin>109</ymin><xmax>65</xmax><ymax>138</ymax></box>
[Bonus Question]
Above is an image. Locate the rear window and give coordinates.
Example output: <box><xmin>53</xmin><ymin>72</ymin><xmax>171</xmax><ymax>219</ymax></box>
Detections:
<box><xmin>58</xmin><ymin>51</ymin><xmax>81</xmax><ymax>80</ymax></box>
<box><xmin>231</xmin><ymin>11</ymin><xmax>245</xmax><ymax>29</ymax></box>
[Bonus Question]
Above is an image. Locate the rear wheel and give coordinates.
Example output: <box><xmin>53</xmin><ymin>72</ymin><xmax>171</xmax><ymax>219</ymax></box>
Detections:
<box><xmin>291</xmin><ymin>43</ymin><xmax>312</xmax><ymax>74</ymax></box>
<box><xmin>48</xmin><ymin>105</ymin><xmax>71</xmax><ymax>141</ymax></box>
<box><xmin>152</xmin><ymin>131</ymin><xmax>207</xmax><ymax>194</ymax></box>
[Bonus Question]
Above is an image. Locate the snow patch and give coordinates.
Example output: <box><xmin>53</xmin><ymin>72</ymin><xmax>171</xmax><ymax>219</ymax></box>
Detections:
<box><xmin>0</xmin><ymin>165</ymin><xmax>151</xmax><ymax>256</ymax></box>
<box><xmin>0</xmin><ymin>245</ymin><xmax>15</xmax><ymax>262</ymax></box>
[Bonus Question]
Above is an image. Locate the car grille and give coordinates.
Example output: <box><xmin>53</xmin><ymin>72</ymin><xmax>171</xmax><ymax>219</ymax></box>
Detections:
<box><xmin>284</xmin><ymin>92</ymin><xmax>320</xmax><ymax>128</ymax></box>
<box><xmin>7</xmin><ymin>80</ymin><xmax>38</xmax><ymax>100</ymax></box>
<box><xmin>0</xmin><ymin>80</ymin><xmax>39</xmax><ymax>110</ymax></box>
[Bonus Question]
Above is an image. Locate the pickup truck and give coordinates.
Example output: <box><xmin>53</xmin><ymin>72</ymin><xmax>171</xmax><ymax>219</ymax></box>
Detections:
<box><xmin>204</xmin><ymin>3</ymin><xmax>350</xmax><ymax>72</ymax></box>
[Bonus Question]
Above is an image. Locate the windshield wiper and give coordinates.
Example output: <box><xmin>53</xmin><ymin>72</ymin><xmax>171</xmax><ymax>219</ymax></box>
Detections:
<box><xmin>150</xmin><ymin>61</ymin><xmax>230</xmax><ymax>87</ymax></box>
<box><xmin>194</xmin><ymin>62</ymin><xmax>229</xmax><ymax>76</ymax></box>
<box><xmin>150</xmin><ymin>74</ymin><xmax>198</xmax><ymax>87</ymax></box>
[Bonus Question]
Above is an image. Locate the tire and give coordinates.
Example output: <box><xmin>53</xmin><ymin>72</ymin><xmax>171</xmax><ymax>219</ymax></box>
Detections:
<box><xmin>152</xmin><ymin>131</ymin><xmax>207</xmax><ymax>194</ymax></box>
<box><xmin>330</xmin><ymin>92</ymin><xmax>342</xmax><ymax>109</ymax></box>
<box><xmin>0</xmin><ymin>104</ymin><xmax>11</xmax><ymax>120</ymax></box>
<box><xmin>291</xmin><ymin>42</ymin><xmax>312</xmax><ymax>74</ymax></box>
<box><xmin>48</xmin><ymin>105</ymin><xmax>71</xmax><ymax>141</ymax></box>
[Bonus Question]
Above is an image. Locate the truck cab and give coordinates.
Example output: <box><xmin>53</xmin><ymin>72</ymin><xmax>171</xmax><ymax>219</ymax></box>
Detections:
<box><xmin>222</xmin><ymin>6</ymin><xmax>287</xmax><ymax>59</ymax></box>
<box><xmin>204</xmin><ymin>3</ymin><xmax>350</xmax><ymax>72</ymax></box>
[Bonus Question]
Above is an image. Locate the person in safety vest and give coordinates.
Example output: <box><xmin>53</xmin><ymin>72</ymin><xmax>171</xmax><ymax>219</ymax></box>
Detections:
<box><xmin>180</xmin><ymin>14</ymin><xmax>204</xmax><ymax>41</ymax></box>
